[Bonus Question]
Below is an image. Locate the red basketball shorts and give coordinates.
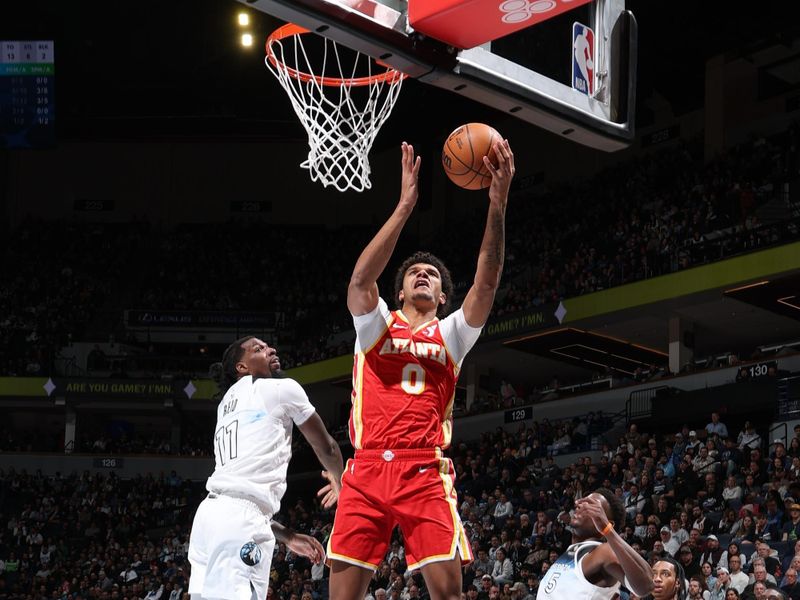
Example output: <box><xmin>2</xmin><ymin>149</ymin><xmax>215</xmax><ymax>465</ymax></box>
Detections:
<box><xmin>327</xmin><ymin>448</ymin><xmax>473</xmax><ymax>571</ymax></box>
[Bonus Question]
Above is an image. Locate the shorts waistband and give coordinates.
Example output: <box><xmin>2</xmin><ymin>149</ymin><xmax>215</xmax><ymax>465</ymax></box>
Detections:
<box><xmin>207</xmin><ymin>491</ymin><xmax>272</xmax><ymax>517</ymax></box>
<box><xmin>354</xmin><ymin>448</ymin><xmax>443</xmax><ymax>462</ymax></box>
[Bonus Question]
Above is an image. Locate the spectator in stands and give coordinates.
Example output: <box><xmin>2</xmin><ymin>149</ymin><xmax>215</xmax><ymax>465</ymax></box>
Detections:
<box><xmin>789</xmin><ymin>438</ymin><xmax>800</xmax><ymax>459</ymax></box>
<box><xmin>742</xmin><ymin>477</ymin><xmax>762</xmax><ymax>504</ymax></box>
<box><xmin>635</xmin><ymin>514</ymin><xmax>649</xmax><ymax>539</ymax></box>
<box><xmin>718</xmin><ymin>510</ymin><xmax>740</xmax><ymax>537</ymax></box>
<box><xmin>780</xmin><ymin>568</ymin><xmax>800</xmax><ymax>600</ymax></box>
<box><xmin>694</xmin><ymin>447</ymin><xmax>717</xmax><ymax>477</ymax></box>
<box><xmin>733</xmin><ymin>514</ymin><xmax>757</xmax><ymax>542</ymax></box>
<box><xmin>495</xmin><ymin>494</ymin><xmax>514</xmax><ymax>521</ymax></box>
<box><xmin>655</xmin><ymin>496</ymin><xmax>673</xmax><ymax>525</ymax></box>
<box><xmin>675</xmin><ymin>461</ymin><xmax>701</xmax><ymax>504</ymax></box>
<box><xmin>712</xmin><ymin>567</ymin><xmax>735</xmax><ymax>600</ymax></box>
<box><xmin>722</xmin><ymin>439</ymin><xmax>745</xmax><ymax>478</ymax></box>
<box><xmin>700</xmin><ymin>536</ymin><xmax>724</xmax><ymax>569</ymax></box>
<box><xmin>780</xmin><ymin>550</ymin><xmax>800</xmax><ymax>579</ymax></box>
<box><xmin>627</xmin><ymin>424</ymin><xmax>644</xmax><ymax>449</ymax></box>
<box><xmin>755</xmin><ymin>514</ymin><xmax>777</xmax><ymax>542</ymax></box>
<box><xmin>741</xmin><ymin>560</ymin><xmax>779</xmax><ymax>600</ymax></box>
<box><xmin>689</xmin><ymin>575</ymin><xmax>711</xmax><ymax>600</ymax></box>
<box><xmin>472</xmin><ymin>574</ymin><xmax>490</xmax><ymax>598</ymax></box>
<box><xmin>765</xmin><ymin>497</ymin><xmax>785</xmax><ymax>538</ymax></box>
<box><xmin>704</xmin><ymin>562</ymin><xmax>719</xmax><ymax>591</ymax></box>
<box><xmin>739</xmin><ymin>423</ymin><xmax>763</xmax><ymax>451</ymax></box>
<box><xmin>670</xmin><ymin>517</ymin><xmax>690</xmax><ymax>546</ymax></box>
<box><xmin>784</xmin><ymin>505</ymin><xmax>800</xmax><ymax>542</ymax></box>
<box><xmin>662</xmin><ymin>527</ymin><xmax>681</xmax><ymax>557</ymax></box>
<box><xmin>680</xmin><ymin>545</ymin><xmax>701</xmax><ymax>579</ymax></box>
<box><xmin>500</xmin><ymin>381</ymin><xmax>516</xmax><ymax>407</ymax></box>
<box><xmin>626</xmin><ymin>484</ymin><xmax>648</xmax><ymax>522</ymax></box>
<box><xmin>688</xmin><ymin>432</ymin><xmax>704</xmax><ymax>454</ymax></box>
<box><xmin>751</xmin><ymin>544</ymin><xmax>781</xmax><ymax>579</ymax></box>
<box><xmin>729</xmin><ymin>555</ymin><xmax>751</xmax><ymax>593</ymax></box>
<box><xmin>492</xmin><ymin>548</ymin><xmax>514</xmax><ymax>586</ymax></box>
<box><xmin>707</xmin><ymin>414</ymin><xmax>730</xmax><ymax>439</ymax></box>
<box><xmin>723</xmin><ymin>476</ymin><xmax>744</xmax><ymax>504</ymax></box>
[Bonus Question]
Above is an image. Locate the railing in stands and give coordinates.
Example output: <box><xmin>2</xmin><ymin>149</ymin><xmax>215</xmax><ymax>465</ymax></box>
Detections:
<box><xmin>778</xmin><ymin>375</ymin><xmax>800</xmax><ymax>418</ymax></box>
<box><xmin>770</xmin><ymin>422</ymin><xmax>788</xmax><ymax>447</ymax></box>
<box><xmin>626</xmin><ymin>385</ymin><xmax>668</xmax><ymax>422</ymax></box>
<box><xmin>539</xmin><ymin>376</ymin><xmax>614</xmax><ymax>398</ymax></box>
<box><xmin>55</xmin><ymin>354</ymin><xmax>86</xmax><ymax>377</ymax></box>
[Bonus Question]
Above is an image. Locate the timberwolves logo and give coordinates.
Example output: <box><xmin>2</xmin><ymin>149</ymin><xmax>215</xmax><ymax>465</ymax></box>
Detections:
<box><xmin>240</xmin><ymin>542</ymin><xmax>262</xmax><ymax>566</ymax></box>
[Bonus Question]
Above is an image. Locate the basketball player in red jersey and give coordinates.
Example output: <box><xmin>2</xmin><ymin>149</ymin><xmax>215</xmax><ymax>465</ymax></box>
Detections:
<box><xmin>327</xmin><ymin>139</ymin><xmax>515</xmax><ymax>600</ymax></box>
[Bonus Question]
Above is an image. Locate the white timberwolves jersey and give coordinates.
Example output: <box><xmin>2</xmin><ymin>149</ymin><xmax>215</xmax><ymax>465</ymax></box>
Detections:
<box><xmin>205</xmin><ymin>376</ymin><xmax>316</xmax><ymax>516</ymax></box>
<box><xmin>537</xmin><ymin>541</ymin><xmax>620</xmax><ymax>600</ymax></box>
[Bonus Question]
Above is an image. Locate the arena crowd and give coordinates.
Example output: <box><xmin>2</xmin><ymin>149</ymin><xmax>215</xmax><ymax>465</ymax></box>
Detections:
<box><xmin>4</xmin><ymin>411</ymin><xmax>800</xmax><ymax>600</ymax></box>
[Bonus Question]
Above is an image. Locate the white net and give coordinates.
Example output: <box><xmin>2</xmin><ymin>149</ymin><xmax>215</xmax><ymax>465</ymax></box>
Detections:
<box><xmin>266</xmin><ymin>25</ymin><xmax>405</xmax><ymax>193</ymax></box>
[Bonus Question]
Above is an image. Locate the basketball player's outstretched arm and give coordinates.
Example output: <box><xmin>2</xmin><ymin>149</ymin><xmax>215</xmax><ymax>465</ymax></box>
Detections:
<box><xmin>298</xmin><ymin>413</ymin><xmax>345</xmax><ymax>508</ymax></box>
<box><xmin>579</xmin><ymin>496</ymin><xmax>654</xmax><ymax>597</ymax></box>
<box><xmin>462</xmin><ymin>139</ymin><xmax>515</xmax><ymax>328</ymax></box>
<box><xmin>271</xmin><ymin>522</ymin><xmax>326</xmax><ymax>564</ymax></box>
<box><xmin>347</xmin><ymin>142</ymin><xmax>421</xmax><ymax>316</ymax></box>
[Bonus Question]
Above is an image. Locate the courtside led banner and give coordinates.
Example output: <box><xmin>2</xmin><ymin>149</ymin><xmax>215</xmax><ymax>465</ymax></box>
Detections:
<box><xmin>0</xmin><ymin>377</ymin><xmax>218</xmax><ymax>400</ymax></box>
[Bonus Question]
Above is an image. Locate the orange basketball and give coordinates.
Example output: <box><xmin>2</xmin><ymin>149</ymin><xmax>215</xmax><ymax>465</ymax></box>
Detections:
<box><xmin>442</xmin><ymin>123</ymin><xmax>501</xmax><ymax>190</ymax></box>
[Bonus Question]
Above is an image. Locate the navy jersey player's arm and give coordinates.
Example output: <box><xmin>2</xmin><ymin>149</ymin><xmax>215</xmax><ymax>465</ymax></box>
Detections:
<box><xmin>462</xmin><ymin>138</ymin><xmax>515</xmax><ymax>328</ymax></box>
<box><xmin>348</xmin><ymin>142</ymin><xmax>420</xmax><ymax>316</ymax></box>
<box><xmin>298</xmin><ymin>413</ymin><xmax>344</xmax><ymax>509</ymax></box>
<box><xmin>580</xmin><ymin>496</ymin><xmax>654</xmax><ymax>597</ymax></box>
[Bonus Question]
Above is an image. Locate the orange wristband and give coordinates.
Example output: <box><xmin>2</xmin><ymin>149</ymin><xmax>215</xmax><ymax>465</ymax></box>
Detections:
<box><xmin>601</xmin><ymin>522</ymin><xmax>615</xmax><ymax>536</ymax></box>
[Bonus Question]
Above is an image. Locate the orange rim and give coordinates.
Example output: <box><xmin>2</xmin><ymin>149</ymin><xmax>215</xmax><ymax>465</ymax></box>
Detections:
<box><xmin>266</xmin><ymin>23</ymin><xmax>406</xmax><ymax>87</ymax></box>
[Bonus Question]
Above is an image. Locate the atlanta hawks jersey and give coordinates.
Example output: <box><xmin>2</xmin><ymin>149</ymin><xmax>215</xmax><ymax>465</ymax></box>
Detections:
<box><xmin>205</xmin><ymin>376</ymin><xmax>316</xmax><ymax>515</ymax></box>
<box><xmin>537</xmin><ymin>542</ymin><xmax>620</xmax><ymax>600</ymax></box>
<box><xmin>349</xmin><ymin>297</ymin><xmax>482</xmax><ymax>450</ymax></box>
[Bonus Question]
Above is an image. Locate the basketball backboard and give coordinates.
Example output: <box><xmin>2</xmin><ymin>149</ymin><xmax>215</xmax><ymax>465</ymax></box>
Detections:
<box><xmin>238</xmin><ymin>0</ymin><xmax>636</xmax><ymax>151</ymax></box>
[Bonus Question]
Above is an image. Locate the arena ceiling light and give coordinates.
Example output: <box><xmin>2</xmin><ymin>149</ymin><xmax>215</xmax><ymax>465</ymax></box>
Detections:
<box><xmin>241</xmin><ymin>33</ymin><xmax>254</xmax><ymax>47</ymax></box>
<box><xmin>238</xmin><ymin>12</ymin><xmax>250</xmax><ymax>26</ymax></box>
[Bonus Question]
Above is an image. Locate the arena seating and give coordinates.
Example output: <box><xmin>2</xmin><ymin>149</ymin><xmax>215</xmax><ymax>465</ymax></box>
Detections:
<box><xmin>1</xmin><ymin>131</ymin><xmax>798</xmax><ymax>378</ymax></box>
<box><xmin>3</xmin><ymin>408</ymin><xmax>800</xmax><ymax>600</ymax></box>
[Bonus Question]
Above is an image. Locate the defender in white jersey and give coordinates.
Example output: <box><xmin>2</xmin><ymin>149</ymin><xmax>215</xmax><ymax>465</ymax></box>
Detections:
<box><xmin>537</xmin><ymin>489</ymin><xmax>653</xmax><ymax>600</ymax></box>
<box><xmin>189</xmin><ymin>336</ymin><xmax>344</xmax><ymax>600</ymax></box>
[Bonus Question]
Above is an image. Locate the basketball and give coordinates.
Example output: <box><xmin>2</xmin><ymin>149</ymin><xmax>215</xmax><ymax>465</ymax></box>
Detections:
<box><xmin>441</xmin><ymin>123</ymin><xmax>501</xmax><ymax>190</ymax></box>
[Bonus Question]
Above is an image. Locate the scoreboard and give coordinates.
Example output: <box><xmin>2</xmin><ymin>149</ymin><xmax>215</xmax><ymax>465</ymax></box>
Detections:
<box><xmin>0</xmin><ymin>40</ymin><xmax>55</xmax><ymax>148</ymax></box>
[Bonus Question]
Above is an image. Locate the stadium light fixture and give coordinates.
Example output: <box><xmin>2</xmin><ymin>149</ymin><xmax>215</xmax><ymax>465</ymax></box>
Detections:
<box><xmin>238</xmin><ymin>12</ymin><xmax>250</xmax><ymax>26</ymax></box>
<box><xmin>241</xmin><ymin>33</ymin><xmax>253</xmax><ymax>47</ymax></box>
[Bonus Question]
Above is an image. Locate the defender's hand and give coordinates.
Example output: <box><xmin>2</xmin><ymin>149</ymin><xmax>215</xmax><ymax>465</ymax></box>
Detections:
<box><xmin>286</xmin><ymin>533</ymin><xmax>326</xmax><ymax>564</ymax></box>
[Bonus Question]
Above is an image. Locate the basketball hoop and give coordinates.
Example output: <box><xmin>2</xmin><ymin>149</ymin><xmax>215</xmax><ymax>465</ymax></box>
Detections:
<box><xmin>265</xmin><ymin>24</ymin><xmax>407</xmax><ymax>193</ymax></box>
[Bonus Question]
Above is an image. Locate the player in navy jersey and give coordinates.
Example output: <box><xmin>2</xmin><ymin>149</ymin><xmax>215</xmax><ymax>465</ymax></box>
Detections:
<box><xmin>537</xmin><ymin>489</ymin><xmax>653</xmax><ymax>600</ymax></box>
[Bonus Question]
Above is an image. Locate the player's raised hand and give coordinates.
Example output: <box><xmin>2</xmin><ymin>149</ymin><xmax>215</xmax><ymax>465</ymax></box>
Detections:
<box><xmin>286</xmin><ymin>532</ymin><xmax>326</xmax><ymax>565</ymax></box>
<box><xmin>317</xmin><ymin>469</ymin><xmax>341</xmax><ymax>509</ymax></box>
<box><xmin>484</xmin><ymin>139</ymin><xmax>515</xmax><ymax>205</ymax></box>
<box><xmin>575</xmin><ymin>495</ymin><xmax>612</xmax><ymax>537</ymax></box>
<box><xmin>399</xmin><ymin>142</ymin><xmax>421</xmax><ymax>210</ymax></box>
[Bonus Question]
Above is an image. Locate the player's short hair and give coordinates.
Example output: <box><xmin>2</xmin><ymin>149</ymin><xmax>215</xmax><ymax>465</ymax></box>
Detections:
<box><xmin>593</xmin><ymin>487</ymin><xmax>625</xmax><ymax>532</ymax></box>
<box><xmin>393</xmin><ymin>251</ymin><xmax>454</xmax><ymax>318</ymax></box>
<box><xmin>210</xmin><ymin>335</ymin><xmax>256</xmax><ymax>393</ymax></box>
